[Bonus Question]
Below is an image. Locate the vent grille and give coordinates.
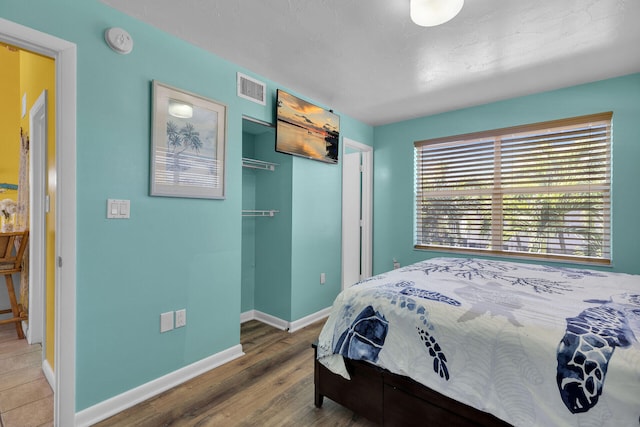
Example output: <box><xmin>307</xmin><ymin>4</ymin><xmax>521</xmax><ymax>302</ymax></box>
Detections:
<box><xmin>237</xmin><ymin>72</ymin><xmax>266</xmax><ymax>105</ymax></box>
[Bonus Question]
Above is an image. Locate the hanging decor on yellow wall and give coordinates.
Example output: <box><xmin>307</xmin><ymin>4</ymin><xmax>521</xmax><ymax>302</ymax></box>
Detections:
<box><xmin>18</xmin><ymin>127</ymin><xmax>30</xmax><ymax>319</ymax></box>
<box><xmin>16</xmin><ymin>128</ymin><xmax>29</xmax><ymax>231</ymax></box>
<box><xmin>0</xmin><ymin>198</ymin><xmax>16</xmax><ymax>232</ymax></box>
<box><xmin>0</xmin><ymin>184</ymin><xmax>18</xmax><ymax>193</ymax></box>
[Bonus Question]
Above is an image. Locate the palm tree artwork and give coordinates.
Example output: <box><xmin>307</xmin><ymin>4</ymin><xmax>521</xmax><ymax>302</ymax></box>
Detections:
<box><xmin>158</xmin><ymin>100</ymin><xmax>221</xmax><ymax>192</ymax></box>
<box><xmin>166</xmin><ymin>120</ymin><xmax>207</xmax><ymax>185</ymax></box>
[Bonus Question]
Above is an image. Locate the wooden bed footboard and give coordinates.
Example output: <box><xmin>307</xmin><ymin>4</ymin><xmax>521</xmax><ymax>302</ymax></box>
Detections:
<box><xmin>313</xmin><ymin>344</ymin><xmax>511</xmax><ymax>426</ymax></box>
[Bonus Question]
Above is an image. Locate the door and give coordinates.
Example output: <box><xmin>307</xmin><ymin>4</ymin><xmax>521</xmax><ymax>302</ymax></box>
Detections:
<box><xmin>342</xmin><ymin>151</ymin><xmax>361</xmax><ymax>288</ymax></box>
<box><xmin>28</xmin><ymin>89</ymin><xmax>47</xmax><ymax>347</ymax></box>
<box><xmin>341</xmin><ymin>138</ymin><xmax>372</xmax><ymax>289</ymax></box>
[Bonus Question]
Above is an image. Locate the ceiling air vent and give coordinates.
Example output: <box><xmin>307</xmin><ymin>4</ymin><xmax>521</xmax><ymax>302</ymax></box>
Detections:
<box><xmin>237</xmin><ymin>72</ymin><xmax>266</xmax><ymax>105</ymax></box>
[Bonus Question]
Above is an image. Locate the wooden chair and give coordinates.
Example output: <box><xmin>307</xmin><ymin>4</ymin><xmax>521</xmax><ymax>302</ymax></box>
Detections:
<box><xmin>0</xmin><ymin>230</ymin><xmax>29</xmax><ymax>339</ymax></box>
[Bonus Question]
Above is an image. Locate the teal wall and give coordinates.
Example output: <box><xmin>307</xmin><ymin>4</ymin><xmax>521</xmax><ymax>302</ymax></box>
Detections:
<box><xmin>373</xmin><ymin>73</ymin><xmax>640</xmax><ymax>274</ymax></box>
<box><xmin>0</xmin><ymin>0</ymin><xmax>374</xmax><ymax>411</ymax></box>
<box><xmin>253</xmin><ymin>133</ymin><xmax>293</xmax><ymax>319</ymax></box>
<box><xmin>290</xmin><ymin>157</ymin><xmax>342</xmax><ymax>320</ymax></box>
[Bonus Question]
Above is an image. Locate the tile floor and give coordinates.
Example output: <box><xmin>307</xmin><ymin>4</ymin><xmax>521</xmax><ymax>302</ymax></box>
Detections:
<box><xmin>0</xmin><ymin>322</ymin><xmax>53</xmax><ymax>427</ymax></box>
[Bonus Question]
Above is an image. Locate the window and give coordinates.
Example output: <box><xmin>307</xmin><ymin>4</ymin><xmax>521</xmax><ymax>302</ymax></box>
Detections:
<box><xmin>414</xmin><ymin>112</ymin><xmax>612</xmax><ymax>264</ymax></box>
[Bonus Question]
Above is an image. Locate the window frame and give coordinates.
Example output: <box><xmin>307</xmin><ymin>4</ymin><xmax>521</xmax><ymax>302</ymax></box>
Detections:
<box><xmin>414</xmin><ymin>112</ymin><xmax>613</xmax><ymax>265</ymax></box>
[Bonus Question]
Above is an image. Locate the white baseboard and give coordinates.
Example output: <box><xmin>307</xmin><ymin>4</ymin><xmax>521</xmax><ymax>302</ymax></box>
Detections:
<box><xmin>288</xmin><ymin>307</ymin><xmax>331</xmax><ymax>332</ymax></box>
<box><xmin>240</xmin><ymin>307</ymin><xmax>331</xmax><ymax>333</ymax></box>
<box><xmin>253</xmin><ymin>310</ymin><xmax>289</xmax><ymax>330</ymax></box>
<box><xmin>241</xmin><ymin>309</ymin><xmax>288</xmax><ymax>329</ymax></box>
<box><xmin>42</xmin><ymin>359</ymin><xmax>55</xmax><ymax>391</ymax></box>
<box><xmin>74</xmin><ymin>344</ymin><xmax>244</xmax><ymax>427</ymax></box>
<box><xmin>240</xmin><ymin>309</ymin><xmax>256</xmax><ymax>324</ymax></box>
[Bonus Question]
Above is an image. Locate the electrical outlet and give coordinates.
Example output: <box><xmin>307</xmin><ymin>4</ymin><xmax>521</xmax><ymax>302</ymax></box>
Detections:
<box><xmin>320</xmin><ymin>273</ymin><xmax>326</xmax><ymax>284</ymax></box>
<box><xmin>160</xmin><ymin>311</ymin><xmax>174</xmax><ymax>333</ymax></box>
<box><xmin>175</xmin><ymin>309</ymin><xmax>187</xmax><ymax>328</ymax></box>
<box><xmin>393</xmin><ymin>258</ymin><xmax>400</xmax><ymax>269</ymax></box>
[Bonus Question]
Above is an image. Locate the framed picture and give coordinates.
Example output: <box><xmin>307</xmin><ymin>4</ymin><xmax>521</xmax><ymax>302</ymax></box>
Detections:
<box><xmin>150</xmin><ymin>81</ymin><xmax>227</xmax><ymax>199</ymax></box>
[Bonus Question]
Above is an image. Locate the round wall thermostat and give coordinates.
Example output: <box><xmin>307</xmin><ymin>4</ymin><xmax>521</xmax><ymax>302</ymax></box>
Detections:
<box><xmin>105</xmin><ymin>27</ymin><xmax>133</xmax><ymax>55</ymax></box>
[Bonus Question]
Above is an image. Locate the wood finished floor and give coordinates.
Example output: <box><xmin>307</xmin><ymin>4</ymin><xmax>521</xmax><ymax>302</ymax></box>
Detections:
<box><xmin>0</xmin><ymin>322</ymin><xmax>53</xmax><ymax>427</ymax></box>
<box><xmin>95</xmin><ymin>319</ymin><xmax>377</xmax><ymax>426</ymax></box>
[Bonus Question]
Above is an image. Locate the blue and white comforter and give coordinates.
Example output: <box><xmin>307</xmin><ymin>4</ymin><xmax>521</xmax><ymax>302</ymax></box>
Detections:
<box><xmin>317</xmin><ymin>257</ymin><xmax>640</xmax><ymax>426</ymax></box>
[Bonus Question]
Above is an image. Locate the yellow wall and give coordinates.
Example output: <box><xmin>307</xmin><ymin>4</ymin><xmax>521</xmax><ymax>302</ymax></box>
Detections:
<box><xmin>18</xmin><ymin>49</ymin><xmax>56</xmax><ymax>366</ymax></box>
<box><xmin>0</xmin><ymin>44</ymin><xmax>21</xmax><ymax>201</ymax></box>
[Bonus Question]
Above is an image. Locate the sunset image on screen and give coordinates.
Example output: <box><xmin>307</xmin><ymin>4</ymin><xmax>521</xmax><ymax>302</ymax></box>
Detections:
<box><xmin>276</xmin><ymin>90</ymin><xmax>339</xmax><ymax>163</ymax></box>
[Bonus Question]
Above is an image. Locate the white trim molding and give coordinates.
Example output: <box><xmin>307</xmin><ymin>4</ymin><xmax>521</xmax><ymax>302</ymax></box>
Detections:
<box><xmin>75</xmin><ymin>345</ymin><xmax>244</xmax><ymax>427</ymax></box>
<box><xmin>28</xmin><ymin>89</ymin><xmax>47</xmax><ymax>346</ymax></box>
<box><xmin>241</xmin><ymin>307</ymin><xmax>331</xmax><ymax>333</ymax></box>
<box><xmin>252</xmin><ymin>310</ymin><xmax>289</xmax><ymax>331</ymax></box>
<box><xmin>288</xmin><ymin>307</ymin><xmax>331</xmax><ymax>333</ymax></box>
<box><xmin>0</xmin><ymin>17</ymin><xmax>77</xmax><ymax>427</ymax></box>
<box><xmin>342</xmin><ymin>137</ymin><xmax>373</xmax><ymax>288</ymax></box>
<box><xmin>42</xmin><ymin>359</ymin><xmax>55</xmax><ymax>391</ymax></box>
<box><xmin>240</xmin><ymin>309</ymin><xmax>257</xmax><ymax>324</ymax></box>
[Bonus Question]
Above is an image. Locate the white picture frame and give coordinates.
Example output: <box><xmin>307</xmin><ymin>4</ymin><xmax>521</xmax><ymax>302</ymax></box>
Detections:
<box><xmin>150</xmin><ymin>81</ymin><xmax>227</xmax><ymax>199</ymax></box>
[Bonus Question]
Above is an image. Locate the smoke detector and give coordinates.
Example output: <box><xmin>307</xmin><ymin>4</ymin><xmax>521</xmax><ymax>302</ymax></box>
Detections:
<box><xmin>105</xmin><ymin>27</ymin><xmax>133</xmax><ymax>55</ymax></box>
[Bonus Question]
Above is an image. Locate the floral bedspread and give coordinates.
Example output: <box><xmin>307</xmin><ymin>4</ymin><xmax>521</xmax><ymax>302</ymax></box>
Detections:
<box><xmin>317</xmin><ymin>257</ymin><xmax>640</xmax><ymax>426</ymax></box>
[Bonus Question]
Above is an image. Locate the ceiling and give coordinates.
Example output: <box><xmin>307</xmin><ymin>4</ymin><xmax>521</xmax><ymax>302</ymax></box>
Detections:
<box><xmin>101</xmin><ymin>0</ymin><xmax>640</xmax><ymax>126</ymax></box>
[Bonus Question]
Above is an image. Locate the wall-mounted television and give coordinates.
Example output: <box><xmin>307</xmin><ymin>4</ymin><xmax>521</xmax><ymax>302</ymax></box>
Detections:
<box><xmin>275</xmin><ymin>89</ymin><xmax>340</xmax><ymax>164</ymax></box>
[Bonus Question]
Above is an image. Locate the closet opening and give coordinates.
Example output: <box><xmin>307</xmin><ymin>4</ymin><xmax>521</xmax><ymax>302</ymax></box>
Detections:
<box><xmin>240</xmin><ymin>116</ymin><xmax>293</xmax><ymax>331</ymax></box>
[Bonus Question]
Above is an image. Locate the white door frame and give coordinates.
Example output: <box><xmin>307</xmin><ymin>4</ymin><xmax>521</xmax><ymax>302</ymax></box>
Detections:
<box><xmin>27</xmin><ymin>89</ymin><xmax>47</xmax><ymax>346</ymax></box>
<box><xmin>341</xmin><ymin>138</ymin><xmax>373</xmax><ymax>288</ymax></box>
<box><xmin>0</xmin><ymin>17</ymin><xmax>77</xmax><ymax>427</ymax></box>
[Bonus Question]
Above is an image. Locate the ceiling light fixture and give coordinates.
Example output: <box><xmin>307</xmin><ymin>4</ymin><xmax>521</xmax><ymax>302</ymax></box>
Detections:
<box><xmin>410</xmin><ymin>0</ymin><xmax>464</xmax><ymax>27</ymax></box>
<box><xmin>168</xmin><ymin>100</ymin><xmax>193</xmax><ymax>119</ymax></box>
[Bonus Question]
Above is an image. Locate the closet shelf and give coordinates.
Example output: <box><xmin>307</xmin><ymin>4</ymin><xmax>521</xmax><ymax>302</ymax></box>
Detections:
<box><xmin>242</xmin><ymin>157</ymin><xmax>277</xmax><ymax>171</ymax></box>
<box><xmin>242</xmin><ymin>209</ymin><xmax>279</xmax><ymax>217</ymax></box>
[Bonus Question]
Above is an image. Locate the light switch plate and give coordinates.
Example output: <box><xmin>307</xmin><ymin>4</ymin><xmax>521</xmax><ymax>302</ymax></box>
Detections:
<box><xmin>107</xmin><ymin>199</ymin><xmax>130</xmax><ymax>219</ymax></box>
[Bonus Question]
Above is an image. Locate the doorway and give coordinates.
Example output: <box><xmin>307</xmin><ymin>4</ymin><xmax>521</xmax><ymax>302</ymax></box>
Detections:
<box><xmin>0</xmin><ymin>17</ymin><xmax>77</xmax><ymax>427</ymax></box>
<box><xmin>341</xmin><ymin>138</ymin><xmax>372</xmax><ymax>289</ymax></box>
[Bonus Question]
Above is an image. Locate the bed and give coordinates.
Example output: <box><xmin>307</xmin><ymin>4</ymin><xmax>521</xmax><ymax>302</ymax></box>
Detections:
<box><xmin>314</xmin><ymin>257</ymin><xmax>640</xmax><ymax>426</ymax></box>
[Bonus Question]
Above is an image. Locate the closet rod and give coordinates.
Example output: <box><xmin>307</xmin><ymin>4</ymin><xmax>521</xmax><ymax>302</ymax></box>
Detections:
<box><xmin>242</xmin><ymin>158</ymin><xmax>277</xmax><ymax>171</ymax></box>
<box><xmin>242</xmin><ymin>209</ymin><xmax>279</xmax><ymax>217</ymax></box>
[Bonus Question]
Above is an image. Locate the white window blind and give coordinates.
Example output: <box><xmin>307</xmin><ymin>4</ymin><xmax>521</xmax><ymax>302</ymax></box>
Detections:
<box><xmin>414</xmin><ymin>112</ymin><xmax>612</xmax><ymax>264</ymax></box>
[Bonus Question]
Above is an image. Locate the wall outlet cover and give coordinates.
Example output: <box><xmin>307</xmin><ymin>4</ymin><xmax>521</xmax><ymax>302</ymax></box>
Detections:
<box><xmin>160</xmin><ymin>311</ymin><xmax>174</xmax><ymax>333</ymax></box>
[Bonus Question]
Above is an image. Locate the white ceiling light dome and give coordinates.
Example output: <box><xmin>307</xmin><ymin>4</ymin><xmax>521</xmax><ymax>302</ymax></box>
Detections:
<box><xmin>410</xmin><ymin>0</ymin><xmax>464</xmax><ymax>27</ymax></box>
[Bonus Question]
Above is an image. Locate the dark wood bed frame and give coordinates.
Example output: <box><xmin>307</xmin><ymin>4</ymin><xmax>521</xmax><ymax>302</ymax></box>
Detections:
<box><xmin>313</xmin><ymin>344</ymin><xmax>512</xmax><ymax>426</ymax></box>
